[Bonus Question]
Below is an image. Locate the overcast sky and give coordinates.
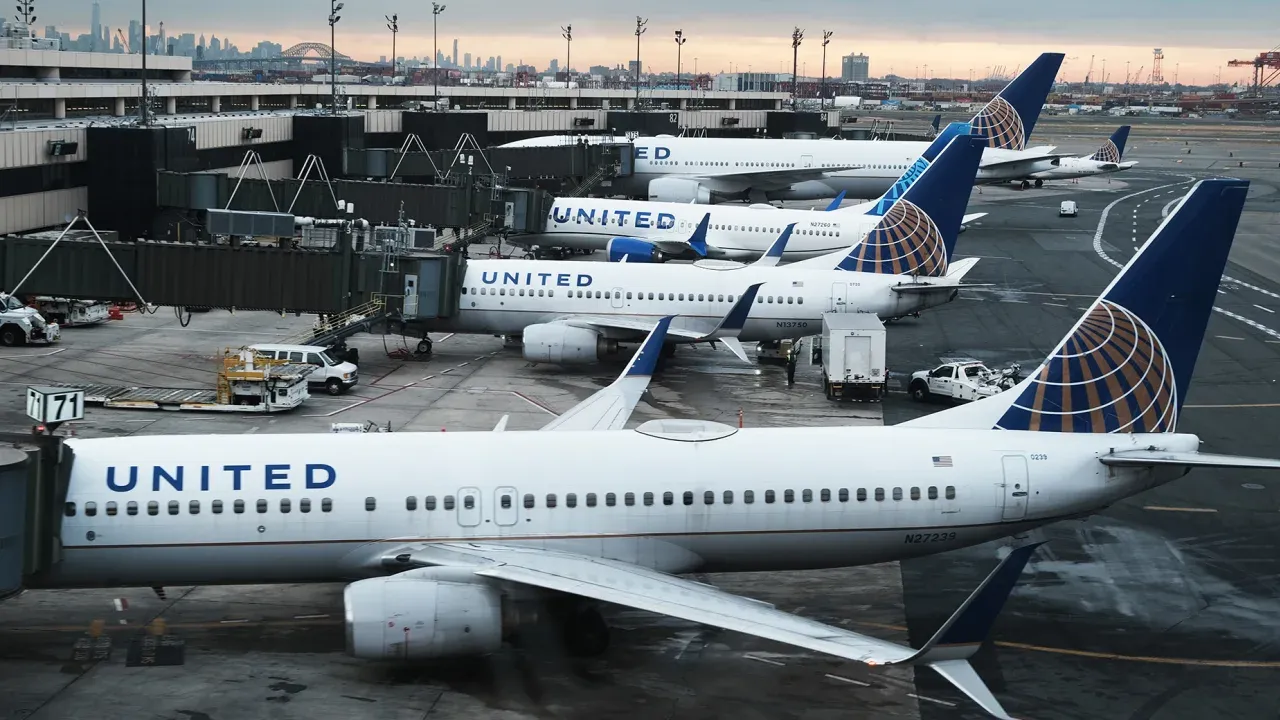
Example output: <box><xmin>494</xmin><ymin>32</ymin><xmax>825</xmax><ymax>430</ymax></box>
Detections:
<box><xmin>35</xmin><ymin>0</ymin><xmax>1276</xmax><ymax>83</ymax></box>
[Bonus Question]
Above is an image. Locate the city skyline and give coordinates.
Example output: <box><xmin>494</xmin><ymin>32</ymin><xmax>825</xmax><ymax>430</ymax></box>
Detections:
<box><xmin>30</xmin><ymin>0</ymin><xmax>1276</xmax><ymax>85</ymax></box>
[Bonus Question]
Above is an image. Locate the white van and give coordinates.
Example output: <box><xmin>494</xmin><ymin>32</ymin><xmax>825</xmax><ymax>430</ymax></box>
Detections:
<box><xmin>1059</xmin><ymin>200</ymin><xmax>1079</xmax><ymax>217</ymax></box>
<box><xmin>249</xmin><ymin>344</ymin><xmax>359</xmax><ymax>395</ymax></box>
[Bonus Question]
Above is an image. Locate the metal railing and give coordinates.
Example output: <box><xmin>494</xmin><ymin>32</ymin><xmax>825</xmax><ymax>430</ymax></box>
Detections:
<box><xmin>279</xmin><ymin>296</ymin><xmax>387</xmax><ymax>346</ymax></box>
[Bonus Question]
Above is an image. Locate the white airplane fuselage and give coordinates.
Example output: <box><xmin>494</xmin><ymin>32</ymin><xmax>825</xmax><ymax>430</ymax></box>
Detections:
<box><xmin>1029</xmin><ymin>156</ymin><xmax>1138</xmax><ymax>182</ymax></box>
<box><xmin>503</xmin><ymin>135</ymin><xmax>1059</xmax><ymax>200</ymax></box>
<box><xmin>426</xmin><ymin>258</ymin><xmax>959</xmax><ymax>341</ymax></box>
<box><xmin>531</xmin><ymin>197</ymin><xmax>875</xmax><ymax>260</ymax></box>
<box><xmin>34</xmin><ymin>427</ymin><xmax>1196</xmax><ymax>589</ymax></box>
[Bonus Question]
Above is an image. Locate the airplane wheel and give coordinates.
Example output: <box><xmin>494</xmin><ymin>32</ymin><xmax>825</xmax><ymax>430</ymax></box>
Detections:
<box><xmin>563</xmin><ymin>607</ymin><xmax>610</xmax><ymax>657</ymax></box>
<box><xmin>1034</xmin><ymin>178</ymin><xmax>1044</xmax><ymax>188</ymax></box>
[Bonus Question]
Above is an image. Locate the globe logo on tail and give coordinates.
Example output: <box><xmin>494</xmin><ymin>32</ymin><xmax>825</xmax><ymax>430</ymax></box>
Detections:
<box><xmin>995</xmin><ymin>300</ymin><xmax>1177</xmax><ymax>433</ymax></box>
<box><xmin>840</xmin><ymin>199</ymin><xmax>948</xmax><ymax>276</ymax></box>
<box><xmin>1091</xmin><ymin>139</ymin><xmax>1122</xmax><ymax>164</ymax></box>
<box><xmin>970</xmin><ymin>96</ymin><xmax>1027</xmax><ymax>151</ymax></box>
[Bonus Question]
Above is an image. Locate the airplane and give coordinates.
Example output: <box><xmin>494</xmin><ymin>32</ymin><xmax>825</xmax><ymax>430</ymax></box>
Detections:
<box><xmin>26</xmin><ymin>178</ymin><xmax>1280</xmax><ymax>720</ymax></box>
<box><xmin>417</xmin><ymin>133</ymin><xmax>987</xmax><ymax>362</ymax></box>
<box><xmin>500</xmin><ymin>53</ymin><xmax>1065</xmax><ymax>204</ymax></box>
<box><xmin>521</xmin><ymin>122</ymin><xmax>988</xmax><ymax>263</ymax></box>
<box><xmin>1024</xmin><ymin>125</ymin><xmax>1136</xmax><ymax>186</ymax></box>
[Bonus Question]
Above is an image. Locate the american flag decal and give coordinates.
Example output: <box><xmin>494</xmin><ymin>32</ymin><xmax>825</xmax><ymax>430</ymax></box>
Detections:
<box><xmin>932</xmin><ymin>455</ymin><xmax>953</xmax><ymax>468</ymax></box>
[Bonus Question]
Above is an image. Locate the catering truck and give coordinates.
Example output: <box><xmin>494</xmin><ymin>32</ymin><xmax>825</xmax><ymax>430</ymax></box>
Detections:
<box><xmin>818</xmin><ymin>313</ymin><xmax>887</xmax><ymax>402</ymax></box>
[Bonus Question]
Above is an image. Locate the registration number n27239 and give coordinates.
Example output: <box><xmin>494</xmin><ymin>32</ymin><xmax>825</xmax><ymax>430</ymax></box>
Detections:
<box><xmin>904</xmin><ymin>532</ymin><xmax>956</xmax><ymax>544</ymax></box>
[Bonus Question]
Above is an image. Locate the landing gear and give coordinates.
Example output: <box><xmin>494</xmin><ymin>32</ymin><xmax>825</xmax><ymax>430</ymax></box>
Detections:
<box><xmin>562</xmin><ymin>606</ymin><xmax>610</xmax><ymax>657</ymax></box>
<box><xmin>1033</xmin><ymin>178</ymin><xmax>1044</xmax><ymax>188</ymax></box>
<box><xmin>1020</xmin><ymin>180</ymin><xmax>1032</xmax><ymax>190</ymax></box>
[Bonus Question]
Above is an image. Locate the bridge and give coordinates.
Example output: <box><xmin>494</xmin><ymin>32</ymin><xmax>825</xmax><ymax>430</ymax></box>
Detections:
<box><xmin>282</xmin><ymin>42</ymin><xmax>353</xmax><ymax>62</ymax></box>
<box><xmin>193</xmin><ymin>43</ymin><xmax>354</xmax><ymax>70</ymax></box>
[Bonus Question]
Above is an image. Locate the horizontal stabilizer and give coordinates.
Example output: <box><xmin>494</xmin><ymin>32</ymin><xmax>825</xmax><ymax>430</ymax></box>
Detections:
<box><xmin>961</xmin><ymin>212</ymin><xmax>987</xmax><ymax>225</ymax></box>
<box><xmin>1100</xmin><ymin>450</ymin><xmax>1280</xmax><ymax>470</ymax></box>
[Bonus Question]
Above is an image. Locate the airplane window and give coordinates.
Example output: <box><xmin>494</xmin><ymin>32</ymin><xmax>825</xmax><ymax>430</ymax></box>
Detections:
<box><xmin>744</xmin><ymin>490</ymin><xmax>754</xmax><ymax>504</ymax></box>
<box><xmin>702</xmin><ymin>491</ymin><xmax>713</xmax><ymax>505</ymax></box>
<box><xmin>767</xmin><ymin>296</ymin><xmax>774</xmax><ymax>304</ymax></box>
<box><xmin>519</xmin><ymin>289</ymin><xmax>526</xmax><ymax>297</ymax></box>
<box><xmin>626</xmin><ymin>292</ymin><xmax>633</xmax><ymax>299</ymax></box>
<box><xmin>524</xmin><ymin>494</ymin><xmax>535</xmax><ymax>509</ymax></box>
<box><xmin>663</xmin><ymin>491</ymin><xmax>674</xmax><ymax>506</ymax></box>
<box><xmin>500</xmin><ymin>494</ymin><xmax>512</xmax><ymax>509</ymax></box>
<box><xmin>300</xmin><ymin>499</ymin><xmax>311</xmax><ymax>513</ymax></box>
<box><xmin>802</xmin><ymin>490</ymin><xmax>813</xmax><ymax>503</ymax></box>
<box><xmin>875</xmin><ymin>488</ymin><xmax>885</xmax><ymax>502</ymax></box>
<box><xmin>893</xmin><ymin>487</ymin><xmax>904</xmax><ymax>501</ymax></box>
<box><xmin>787</xmin><ymin>297</ymin><xmax>794</xmax><ymax>304</ymax></box>
<box><xmin>797</xmin><ymin>297</ymin><xmax>804</xmax><ymax>305</ymax></box>
<box><xmin>105</xmin><ymin>501</ymin><xmax>118</xmax><ymax>516</ymax></box>
<box><xmin>548</xmin><ymin>290</ymin><xmax>555</xmax><ymax>297</ymax></box>
<box><xmin>148</xmin><ymin>501</ymin><xmax>159</xmax><ymax>516</ymax></box>
<box><xmin>546</xmin><ymin>493</ymin><xmax>557</xmax><ymax>508</ymax></box>
<box><xmin>586</xmin><ymin>493</ymin><xmax>597</xmax><ymax>507</ymax></box>
<box><xmin>648</xmin><ymin>293</ymin><xmax>655</xmax><ymax>300</ymax></box>
<box><xmin>728</xmin><ymin>295</ymin><xmax>735</xmax><ymax>302</ymax></box>
<box><xmin>623</xmin><ymin>492</ymin><xmax>634</xmax><ymax>506</ymax></box>
<box><xmin>566</xmin><ymin>493</ymin><xmax>577</xmax><ymax>508</ymax></box>
<box><xmin>463</xmin><ymin>496</ymin><xmax>475</xmax><ymax>510</ymax></box>
<box><xmin>444</xmin><ymin>495</ymin><xmax>456</xmax><ymax>510</ymax></box>
<box><xmin>538</xmin><ymin>289</ymin><xmax>545</xmax><ymax>297</ymax></box>
<box><xmin>717</xmin><ymin>295</ymin><xmax>724</xmax><ymax>302</ymax></box>
<box><xmin>643</xmin><ymin>492</ymin><xmax>653</xmax><ymax>506</ymax></box>
<box><xmin>406</xmin><ymin>496</ymin><xmax>418</xmax><ymax>511</ymax></box>
<box><xmin>603</xmin><ymin>291</ymin><xmax>609</xmax><ymax>299</ymax></box>
<box><xmin>425</xmin><ymin>495</ymin><xmax>437</xmax><ymax>510</ymax></box>
<box><xmin>500</xmin><ymin>289</ymin><xmax>506</xmax><ymax>296</ymax></box>
<box><xmin>321</xmin><ymin>498</ymin><xmax>333</xmax><ymax>512</ymax></box>
<box><xmin>280</xmin><ymin>499</ymin><xmax>291</xmax><ymax>513</ymax></box>
<box><xmin>765</xmin><ymin>490</ymin><xmax>776</xmax><ymax>504</ymax></box>
<box><xmin>480</xmin><ymin>288</ymin><xmax>487</xmax><ymax>295</ymax></box>
<box><xmin>605</xmin><ymin>493</ymin><xmax>616</xmax><ymax>507</ymax></box>
<box><xmin>723</xmin><ymin>491</ymin><xmax>733</xmax><ymax>505</ymax></box>
<box><xmin>127</xmin><ymin>501</ymin><xmax>138</xmax><ymax>516</ymax></box>
<box><xmin>837</xmin><ymin>489</ymin><xmax>849</xmax><ymax>502</ymax></box>
<box><xmin>820</xmin><ymin>489</ymin><xmax>831</xmax><ymax>502</ymax></box>
<box><xmin>211</xmin><ymin>500</ymin><xmax>223</xmax><ymax>514</ymax></box>
<box><xmin>911</xmin><ymin>487</ymin><xmax>921</xmax><ymax>501</ymax></box>
<box><xmin>857</xmin><ymin>489</ymin><xmax>867</xmax><ymax>502</ymax></box>
<box><xmin>697</xmin><ymin>294</ymin><xmax>705</xmax><ymax>301</ymax></box>
<box><xmin>682</xmin><ymin>491</ymin><xmax>694</xmax><ymax>506</ymax></box>
<box><xmin>233</xmin><ymin>500</ymin><xmax>245</xmax><ymax>514</ymax></box>
<box><xmin>83</xmin><ymin>502</ymin><xmax>96</xmax><ymax>517</ymax></box>
<box><xmin>169</xmin><ymin>500</ymin><xmax>180</xmax><ymax>515</ymax></box>
<box><xmin>756</xmin><ymin>296</ymin><xmax>764</xmax><ymax>304</ymax></box>
<box><xmin>365</xmin><ymin>497</ymin><xmax>376</xmax><ymax>511</ymax></box>
<box><xmin>658</xmin><ymin>293</ymin><xmax>665</xmax><ymax>301</ymax></box>
<box><xmin>678</xmin><ymin>293</ymin><xmax>685</xmax><ymax>301</ymax></box>
<box><xmin>946</xmin><ymin>486</ymin><xmax>956</xmax><ymax>500</ymax></box>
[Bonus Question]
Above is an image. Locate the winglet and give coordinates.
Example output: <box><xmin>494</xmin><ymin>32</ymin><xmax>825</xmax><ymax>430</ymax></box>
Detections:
<box><xmin>687</xmin><ymin>214</ymin><xmax>711</xmax><ymax>258</ymax></box>
<box><xmin>623</xmin><ymin>316</ymin><xmax>673</xmax><ymax>378</ymax></box>
<box><xmin>823</xmin><ymin>190</ymin><xmax>847</xmax><ymax>211</ymax></box>
<box><xmin>705</xmin><ymin>282</ymin><xmax>763</xmax><ymax>338</ymax></box>
<box><xmin>751</xmin><ymin>224</ymin><xmax>795</xmax><ymax>268</ymax></box>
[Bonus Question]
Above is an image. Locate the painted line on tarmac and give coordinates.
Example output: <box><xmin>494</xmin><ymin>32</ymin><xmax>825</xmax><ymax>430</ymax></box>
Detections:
<box><xmin>825</xmin><ymin>673</ymin><xmax>872</xmax><ymax>687</ymax></box>
<box><xmin>1093</xmin><ymin>178</ymin><xmax>1280</xmax><ymax>343</ymax></box>
<box><xmin>1184</xmin><ymin>402</ymin><xmax>1280</xmax><ymax>409</ymax></box>
<box><xmin>1143</xmin><ymin>506</ymin><xmax>1219</xmax><ymax>513</ymax></box>
<box><xmin>744</xmin><ymin>654</ymin><xmax>786</xmax><ymax>667</ymax></box>
<box><xmin>909</xmin><ymin>693</ymin><xmax>957</xmax><ymax>708</ymax></box>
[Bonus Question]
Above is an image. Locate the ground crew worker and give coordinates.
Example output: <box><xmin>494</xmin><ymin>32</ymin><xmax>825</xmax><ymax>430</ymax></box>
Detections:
<box><xmin>786</xmin><ymin>341</ymin><xmax>799</xmax><ymax>386</ymax></box>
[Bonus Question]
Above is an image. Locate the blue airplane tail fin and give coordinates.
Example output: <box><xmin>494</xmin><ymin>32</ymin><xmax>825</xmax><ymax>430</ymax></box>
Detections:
<box><xmin>866</xmin><ymin>122</ymin><xmax>973</xmax><ymax>217</ymax></box>
<box><xmin>969</xmin><ymin>53</ymin><xmax>1064</xmax><ymax>150</ymax></box>
<box><xmin>990</xmin><ymin>179</ymin><xmax>1250</xmax><ymax>433</ymax></box>
<box><xmin>838</xmin><ymin>134</ymin><xmax>984</xmax><ymax>276</ymax></box>
<box><xmin>1090</xmin><ymin>125</ymin><xmax>1131</xmax><ymax>162</ymax></box>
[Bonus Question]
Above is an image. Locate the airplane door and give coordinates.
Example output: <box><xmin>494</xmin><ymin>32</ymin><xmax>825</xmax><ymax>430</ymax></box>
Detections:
<box><xmin>830</xmin><ymin>283</ymin><xmax>848</xmax><ymax>312</ymax></box>
<box><xmin>611</xmin><ymin>287</ymin><xmax>624</xmax><ymax>309</ymax></box>
<box><xmin>404</xmin><ymin>275</ymin><xmax>419</xmax><ymax>317</ymax></box>
<box><xmin>1000</xmin><ymin>456</ymin><xmax>1029</xmax><ymax>521</ymax></box>
<box><xmin>457</xmin><ymin>487</ymin><xmax>482</xmax><ymax>527</ymax></box>
<box><xmin>800</xmin><ymin>154</ymin><xmax>813</xmax><ymax>168</ymax></box>
<box><xmin>494</xmin><ymin>486</ymin><xmax>518</xmax><ymax>526</ymax></box>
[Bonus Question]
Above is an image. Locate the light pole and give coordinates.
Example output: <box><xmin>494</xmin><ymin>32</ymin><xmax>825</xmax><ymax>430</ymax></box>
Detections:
<box><xmin>385</xmin><ymin>14</ymin><xmax>398</xmax><ymax>78</ymax></box>
<box><xmin>140</xmin><ymin>0</ymin><xmax>149</xmax><ymax>125</ymax></box>
<box><xmin>432</xmin><ymin>2</ymin><xmax>446</xmax><ymax>107</ymax></box>
<box><xmin>790</xmin><ymin>27</ymin><xmax>803</xmax><ymax>102</ymax></box>
<box><xmin>674</xmin><ymin>29</ymin><xmax>686</xmax><ymax>91</ymax></box>
<box><xmin>819</xmin><ymin>30</ymin><xmax>831</xmax><ymax>110</ymax></box>
<box><xmin>561</xmin><ymin>24</ymin><xmax>571</xmax><ymax>83</ymax></box>
<box><xmin>15</xmin><ymin>0</ymin><xmax>35</xmax><ymax>26</ymax></box>
<box><xmin>328</xmin><ymin>0</ymin><xmax>342</xmax><ymax>115</ymax></box>
<box><xmin>634</xmin><ymin>16</ymin><xmax>647</xmax><ymax>104</ymax></box>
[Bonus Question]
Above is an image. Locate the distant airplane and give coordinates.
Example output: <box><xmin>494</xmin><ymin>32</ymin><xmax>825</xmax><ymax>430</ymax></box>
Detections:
<box><xmin>526</xmin><ymin>122</ymin><xmax>987</xmax><ymax>262</ymax></box>
<box><xmin>1025</xmin><ymin>125</ymin><xmax>1136</xmax><ymax>186</ymax></box>
<box><xmin>31</xmin><ymin>178</ymin><xmax>1278</xmax><ymax>720</ymax></box>
<box><xmin>501</xmin><ymin>53</ymin><xmax>1066</xmax><ymax>203</ymax></box>
<box><xmin>426</xmin><ymin>133</ymin><xmax>987</xmax><ymax>362</ymax></box>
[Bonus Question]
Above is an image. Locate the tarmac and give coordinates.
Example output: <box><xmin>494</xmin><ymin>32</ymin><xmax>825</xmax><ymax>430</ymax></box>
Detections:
<box><xmin>3</xmin><ymin>116</ymin><xmax>1280</xmax><ymax>719</ymax></box>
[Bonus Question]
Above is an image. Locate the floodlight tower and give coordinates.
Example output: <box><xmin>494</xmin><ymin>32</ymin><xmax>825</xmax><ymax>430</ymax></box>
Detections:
<box><xmin>1151</xmin><ymin>48</ymin><xmax>1164</xmax><ymax>84</ymax></box>
<box><xmin>561</xmin><ymin>24</ymin><xmax>572</xmax><ymax>82</ymax></box>
<box><xmin>820</xmin><ymin>30</ymin><xmax>832</xmax><ymax>109</ymax></box>
<box><xmin>329</xmin><ymin>0</ymin><xmax>343</xmax><ymax>115</ymax></box>
<box><xmin>634</xmin><ymin>16</ymin><xmax>648</xmax><ymax>103</ymax></box>
<box><xmin>432</xmin><ymin>2</ymin><xmax>446</xmax><ymax>106</ymax></box>
<box><xmin>791</xmin><ymin>27</ymin><xmax>804</xmax><ymax>101</ymax></box>
<box><xmin>385</xmin><ymin>14</ymin><xmax>398</xmax><ymax>78</ymax></box>
<box><xmin>674</xmin><ymin>29</ymin><xmax>687</xmax><ymax>90</ymax></box>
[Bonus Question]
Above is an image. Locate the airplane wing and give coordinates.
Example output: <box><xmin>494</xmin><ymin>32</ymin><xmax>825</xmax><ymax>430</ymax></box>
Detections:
<box><xmin>1099</xmin><ymin>450</ymin><xmax>1280</xmax><ymax>470</ymax></box>
<box><xmin>560</xmin><ymin>283</ymin><xmax>764</xmax><ymax>363</ymax></box>
<box><xmin>695</xmin><ymin>166</ymin><xmax>858</xmax><ymax>194</ymax></box>
<box><xmin>393</xmin><ymin>541</ymin><xmax>1043</xmax><ymax>720</ymax></box>
<box><xmin>539</xmin><ymin>317</ymin><xmax>672</xmax><ymax>432</ymax></box>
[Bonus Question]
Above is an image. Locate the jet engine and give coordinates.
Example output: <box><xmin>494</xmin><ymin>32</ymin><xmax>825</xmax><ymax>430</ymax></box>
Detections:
<box><xmin>647</xmin><ymin>177</ymin><xmax>732</xmax><ymax>204</ymax></box>
<box><xmin>607</xmin><ymin>237</ymin><xmax>662</xmax><ymax>263</ymax></box>
<box><xmin>522</xmin><ymin>323</ymin><xmax>620</xmax><ymax>363</ymax></box>
<box><xmin>344</xmin><ymin>568</ymin><xmax>507</xmax><ymax>660</ymax></box>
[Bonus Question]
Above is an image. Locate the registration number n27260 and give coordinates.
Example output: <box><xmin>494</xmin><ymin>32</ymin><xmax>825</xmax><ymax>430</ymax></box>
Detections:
<box><xmin>904</xmin><ymin>532</ymin><xmax>956</xmax><ymax>544</ymax></box>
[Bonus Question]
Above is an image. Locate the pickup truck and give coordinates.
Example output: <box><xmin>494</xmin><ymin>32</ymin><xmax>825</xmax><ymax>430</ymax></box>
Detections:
<box><xmin>908</xmin><ymin>361</ymin><xmax>1020</xmax><ymax>403</ymax></box>
<box><xmin>0</xmin><ymin>294</ymin><xmax>61</xmax><ymax>346</ymax></box>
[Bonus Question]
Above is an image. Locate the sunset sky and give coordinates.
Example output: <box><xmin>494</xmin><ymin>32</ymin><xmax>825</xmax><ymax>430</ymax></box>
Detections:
<box><xmin>39</xmin><ymin>0</ymin><xmax>1277</xmax><ymax>85</ymax></box>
